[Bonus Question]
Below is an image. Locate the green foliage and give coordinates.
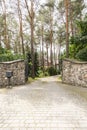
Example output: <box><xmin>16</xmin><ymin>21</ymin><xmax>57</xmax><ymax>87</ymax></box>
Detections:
<box><xmin>76</xmin><ymin>47</ymin><xmax>87</xmax><ymax>61</ymax></box>
<box><xmin>34</xmin><ymin>65</ymin><xmax>50</xmax><ymax>78</ymax></box>
<box><xmin>37</xmin><ymin>67</ymin><xmax>49</xmax><ymax>78</ymax></box>
<box><xmin>27</xmin><ymin>51</ymin><xmax>39</xmax><ymax>77</ymax></box>
<box><xmin>0</xmin><ymin>47</ymin><xmax>24</xmax><ymax>62</ymax></box>
<box><xmin>44</xmin><ymin>71</ymin><xmax>49</xmax><ymax>76</ymax></box>
<box><xmin>46</xmin><ymin>66</ymin><xmax>58</xmax><ymax>76</ymax></box>
<box><xmin>69</xmin><ymin>17</ymin><xmax>87</xmax><ymax>61</ymax></box>
<box><xmin>76</xmin><ymin>19</ymin><xmax>87</xmax><ymax>36</ymax></box>
<box><xmin>27</xmin><ymin>52</ymin><xmax>32</xmax><ymax>77</ymax></box>
<box><xmin>37</xmin><ymin>69</ymin><xmax>44</xmax><ymax>78</ymax></box>
<box><xmin>27</xmin><ymin>77</ymin><xmax>35</xmax><ymax>83</ymax></box>
<box><xmin>34</xmin><ymin>52</ymin><xmax>39</xmax><ymax>76</ymax></box>
<box><xmin>0</xmin><ymin>47</ymin><xmax>7</xmax><ymax>54</ymax></box>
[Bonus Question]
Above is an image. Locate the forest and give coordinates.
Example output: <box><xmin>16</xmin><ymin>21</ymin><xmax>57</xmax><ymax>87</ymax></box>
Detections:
<box><xmin>0</xmin><ymin>0</ymin><xmax>87</xmax><ymax>78</ymax></box>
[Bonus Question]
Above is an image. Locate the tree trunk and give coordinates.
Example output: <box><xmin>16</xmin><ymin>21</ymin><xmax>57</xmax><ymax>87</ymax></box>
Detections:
<box><xmin>65</xmin><ymin>0</ymin><xmax>69</xmax><ymax>58</ymax></box>
<box><xmin>58</xmin><ymin>41</ymin><xmax>61</xmax><ymax>72</ymax></box>
<box><xmin>40</xmin><ymin>41</ymin><xmax>42</xmax><ymax>66</ymax></box>
<box><xmin>3</xmin><ymin>0</ymin><xmax>10</xmax><ymax>49</ymax></box>
<box><xmin>20</xmin><ymin>16</ymin><xmax>25</xmax><ymax>55</ymax></box>
<box><xmin>18</xmin><ymin>0</ymin><xmax>25</xmax><ymax>55</ymax></box>
<box><xmin>70</xmin><ymin>19</ymin><xmax>74</xmax><ymax>36</ymax></box>
<box><xmin>41</xmin><ymin>25</ymin><xmax>44</xmax><ymax>71</ymax></box>
<box><xmin>25</xmin><ymin>0</ymin><xmax>35</xmax><ymax>78</ymax></box>
<box><xmin>54</xmin><ymin>42</ymin><xmax>56</xmax><ymax>68</ymax></box>
<box><xmin>46</xmin><ymin>42</ymin><xmax>49</xmax><ymax>67</ymax></box>
<box><xmin>50</xmin><ymin>9</ymin><xmax>53</xmax><ymax>66</ymax></box>
<box><xmin>0</xmin><ymin>35</ymin><xmax>1</xmax><ymax>46</ymax></box>
<box><xmin>69</xmin><ymin>0</ymin><xmax>74</xmax><ymax>37</ymax></box>
<box><xmin>30</xmin><ymin>0</ymin><xmax>35</xmax><ymax>78</ymax></box>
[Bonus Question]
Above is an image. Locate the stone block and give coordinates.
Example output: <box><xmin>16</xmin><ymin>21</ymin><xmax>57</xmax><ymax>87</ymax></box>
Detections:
<box><xmin>0</xmin><ymin>60</ymin><xmax>25</xmax><ymax>87</ymax></box>
<box><xmin>62</xmin><ymin>59</ymin><xmax>87</xmax><ymax>87</ymax></box>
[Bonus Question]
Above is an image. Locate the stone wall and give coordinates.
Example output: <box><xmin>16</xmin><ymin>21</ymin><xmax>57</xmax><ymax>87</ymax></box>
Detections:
<box><xmin>0</xmin><ymin>60</ymin><xmax>25</xmax><ymax>87</ymax></box>
<box><xmin>62</xmin><ymin>59</ymin><xmax>87</xmax><ymax>87</ymax></box>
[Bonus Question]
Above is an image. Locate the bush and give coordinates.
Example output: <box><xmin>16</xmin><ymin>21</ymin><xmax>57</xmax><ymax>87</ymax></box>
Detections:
<box><xmin>44</xmin><ymin>71</ymin><xmax>49</xmax><ymax>76</ymax></box>
<box><xmin>27</xmin><ymin>51</ymin><xmax>39</xmax><ymax>77</ymax></box>
<box><xmin>47</xmin><ymin>66</ymin><xmax>58</xmax><ymax>76</ymax></box>
<box><xmin>37</xmin><ymin>67</ymin><xmax>49</xmax><ymax>77</ymax></box>
<box><xmin>0</xmin><ymin>46</ymin><xmax>24</xmax><ymax>62</ymax></box>
<box><xmin>34</xmin><ymin>52</ymin><xmax>39</xmax><ymax>76</ymax></box>
<box><xmin>37</xmin><ymin>70</ymin><xmax>44</xmax><ymax>78</ymax></box>
<box><xmin>0</xmin><ymin>52</ymin><xmax>24</xmax><ymax>62</ymax></box>
<box><xmin>76</xmin><ymin>47</ymin><xmax>87</xmax><ymax>61</ymax></box>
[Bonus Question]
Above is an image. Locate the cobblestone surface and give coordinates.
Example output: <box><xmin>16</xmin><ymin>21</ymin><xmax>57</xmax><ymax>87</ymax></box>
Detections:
<box><xmin>0</xmin><ymin>76</ymin><xmax>87</xmax><ymax>130</ymax></box>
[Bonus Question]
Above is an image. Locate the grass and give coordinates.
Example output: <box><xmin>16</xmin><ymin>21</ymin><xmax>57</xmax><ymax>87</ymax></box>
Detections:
<box><xmin>57</xmin><ymin>75</ymin><xmax>62</xmax><ymax>82</ymax></box>
<box><xmin>27</xmin><ymin>77</ymin><xmax>35</xmax><ymax>83</ymax></box>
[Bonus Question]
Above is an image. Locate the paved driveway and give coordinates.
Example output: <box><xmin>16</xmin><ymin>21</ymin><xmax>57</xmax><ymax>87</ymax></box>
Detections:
<box><xmin>0</xmin><ymin>76</ymin><xmax>87</xmax><ymax>130</ymax></box>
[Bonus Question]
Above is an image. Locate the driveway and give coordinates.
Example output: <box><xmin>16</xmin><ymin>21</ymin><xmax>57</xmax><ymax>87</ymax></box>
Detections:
<box><xmin>0</xmin><ymin>76</ymin><xmax>87</xmax><ymax>130</ymax></box>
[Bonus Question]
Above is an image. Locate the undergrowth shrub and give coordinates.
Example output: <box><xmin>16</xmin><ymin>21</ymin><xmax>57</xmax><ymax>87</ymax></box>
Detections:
<box><xmin>76</xmin><ymin>47</ymin><xmax>87</xmax><ymax>61</ymax></box>
<box><xmin>46</xmin><ymin>66</ymin><xmax>58</xmax><ymax>76</ymax></box>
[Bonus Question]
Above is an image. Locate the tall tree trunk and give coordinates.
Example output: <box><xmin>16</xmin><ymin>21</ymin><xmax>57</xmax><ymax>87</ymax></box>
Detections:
<box><xmin>46</xmin><ymin>42</ymin><xmax>49</xmax><ymax>67</ymax></box>
<box><xmin>25</xmin><ymin>0</ymin><xmax>35</xmax><ymax>78</ymax></box>
<box><xmin>70</xmin><ymin>19</ymin><xmax>74</xmax><ymax>36</ymax></box>
<box><xmin>0</xmin><ymin>35</ymin><xmax>1</xmax><ymax>46</ymax></box>
<box><xmin>40</xmin><ymin>39</ymin><xmax>42</xmax><ymax>66</ymax></box>
<box><xmin>58</xmin><ymin>41</ymin><xmax>61</xmax><ymax>72</ymax></box>
<box><xmin>30</xmin><ymin>0</ymin><xmax>35</xmax><ymax>78</ymax></box>
<box><xmin>18</xmin><ymin>0</ymin><xmax>25</xmax><ymax>55</ymax></box>
<box><xmin>20</xmin><ymin>17</ymin><xmax>25</xmax><ymax>55</ymax></box>
<box><xmin>41</xmin><ymin>25</ymin><xmax>44</xmax><ymax>70</ymax></box>
<box><xmin>54</xmin><ymin>42</ymin><xmax>56</xmax><ymax>68</ymax></box>
<box><xmin>65</xmin><ymin>0</ymin><xmax>69</xmax><ymax>58</ymax></box>
<box><xmin>70</xmin><ymin>0</ymin><xmax>74</xmax><ymax>37</ymax></box>
<box><xmin>50</xmin><ymin>9</ymin><xmax>53</xmax><ymax>66</ymax></box>
<box><xmin>3</xmin><ymin>0</ymin><xmax>10</xmax><ymax>49</ymax></box>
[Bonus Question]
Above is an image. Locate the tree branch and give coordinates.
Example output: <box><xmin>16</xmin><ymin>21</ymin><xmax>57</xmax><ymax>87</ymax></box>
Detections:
<box><xmin>24</xmin><ymin>0</ymin><xmax>31</xmax><ymax>18</ymax></box>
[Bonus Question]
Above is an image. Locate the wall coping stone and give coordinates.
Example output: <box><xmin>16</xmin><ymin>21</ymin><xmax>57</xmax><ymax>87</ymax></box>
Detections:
<box><xmin>0</xmin><ymin>59</ymin><xmax>24</xmax><ymax>64</ymax></box>
<box><xmin>63</xmin><ymin>58</ymin><xmax>87</xmax><ymax>64</ymax></box>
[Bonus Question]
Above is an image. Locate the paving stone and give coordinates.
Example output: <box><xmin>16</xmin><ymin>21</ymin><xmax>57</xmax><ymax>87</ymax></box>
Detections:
<box><xmin>27</xmin><ymin>128</ymin><xmax>35</xmax><ymax>130</ymax></box>
<box><xmin>0</xmin><ymin>76</ymin><xmax>87</xmax><ymax>129</ymax></box>
<box><xmin>12</xmin><ymin>128</ymin><xmax>20</xmax><ymax>130</ymax></box>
